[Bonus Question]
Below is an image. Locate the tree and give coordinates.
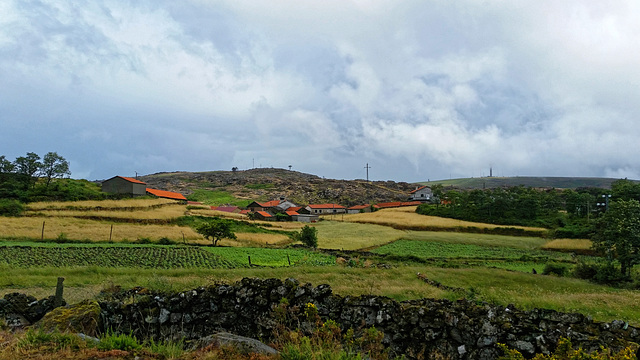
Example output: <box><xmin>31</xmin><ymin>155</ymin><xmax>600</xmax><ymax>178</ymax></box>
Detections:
<box><xmin>0</xmin><ymin>156</ymin><xmax>14</xmax><ymax>173</ymax></box>
<box><xmin>196</xmin><ymin>218</ymin><xmax>237</xmax><ymax>246</ymax></box>
<box><xmin>41</xmin><ymin>152</ymin><xmax>71</xmax><ymax>187</ymax></box>
<box><xmin>297</xmin><ymin>225</ymin><xmax>318</xmax><ymax>248</ymax></box>
<box><xmin>13</xmin><ymin>152</ymin><xmax>42</xmax><ymax>189</ymax></box>
<box><xmin>592</xmin><ymin>199</ymin><xmax>640</xmax><ymax>277</ymax></box>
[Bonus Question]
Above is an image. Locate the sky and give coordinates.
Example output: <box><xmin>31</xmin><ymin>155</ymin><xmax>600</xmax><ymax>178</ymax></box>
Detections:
<box><xmin>2</xmin><ymin>1</ymin><xmax>640</xmax><ymax>182</ymax></box>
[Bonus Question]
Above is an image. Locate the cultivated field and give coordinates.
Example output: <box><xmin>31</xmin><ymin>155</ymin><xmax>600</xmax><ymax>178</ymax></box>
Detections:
<box><xmin>1</xmin><ymin>197</ymin><xmax>635</xmax><ymax>328</ymax></box>
<box><xmin>343</xmin><ymin>206</ymin><xmax>548</xmax><ymax>233</ymax></box>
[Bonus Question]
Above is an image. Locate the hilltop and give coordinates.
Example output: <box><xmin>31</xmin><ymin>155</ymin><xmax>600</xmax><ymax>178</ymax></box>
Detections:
<box><xmin>140</xmin><ymin>168</ymin><xmax>418</xmax><ymax>206</ymax></box>
<box><xmin>420</xmin><ymin>176</ymin><xmax>626</xmax><ymax>190</ymax></box>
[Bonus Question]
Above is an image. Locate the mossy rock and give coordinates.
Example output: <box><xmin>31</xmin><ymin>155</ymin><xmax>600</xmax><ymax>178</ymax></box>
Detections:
<box><xmin>39</xmin><ymin>300</ymin><xmax>101</xmax><ymax>336</ymax></box>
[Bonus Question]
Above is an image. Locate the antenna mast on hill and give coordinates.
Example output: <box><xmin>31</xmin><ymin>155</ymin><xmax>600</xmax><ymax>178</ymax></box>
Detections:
<box><xmin>364</xmin><ymin>163</ymin><xmax>371</xmax><ymax>182</ymax></box>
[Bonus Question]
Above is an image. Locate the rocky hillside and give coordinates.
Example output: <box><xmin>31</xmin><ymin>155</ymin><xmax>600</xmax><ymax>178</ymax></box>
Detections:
<box><xmin>140</xmin><ymin>168</ymin><xmax>419</xmax><ymax>206</ymax></box>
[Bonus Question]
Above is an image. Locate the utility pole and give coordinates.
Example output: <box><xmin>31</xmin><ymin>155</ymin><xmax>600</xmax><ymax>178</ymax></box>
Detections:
<box><xmin>364</xmin><ymin>163</ymin><xmax>371</xmax><ymax>182</ymax></box>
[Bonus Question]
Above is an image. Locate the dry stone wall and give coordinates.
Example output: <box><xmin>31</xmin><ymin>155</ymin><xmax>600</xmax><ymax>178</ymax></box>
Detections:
<box><xmin>98</xmin><ymin>278</ymin><xmax>640</xmax><ymax>359</ymax></box>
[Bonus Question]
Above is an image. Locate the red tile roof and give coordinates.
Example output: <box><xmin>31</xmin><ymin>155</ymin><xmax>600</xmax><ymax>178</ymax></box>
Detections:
<box><xmin>288</xmin><ymin>206</ymin><xmax>302</xmax><ymax>212</ymax></box>
<box><xmin>375</xmin><ymin>201</ymin><xmax>422</xmax><ymax>209</ymax></box>
<box><xmin>256</xmin><ymin>211</ymin><xmax>272</xmax><ymax>217</ymax></box>
<box><xmin>146</xmin><ymin>188</ymin><xmax>187</xmax><ymax>201</ymax></box>
<box><xmin>409</xmin><ymin>185</ymin><xmax>429</xmax><ymax>194</ymax></box>
<box><xmin>286</xmin><ymin>210</ymin><xmax>299</xmax><ymax>216</ymax></box>
<box><xmin>348</xmin><ymin>204</ymin><xmax>369</xmax><ymax>210</ymax></box>
<box><xmin>187</xmin><ymin>201</ymin><xmax>203</xmax><ymax>205</ymax></box>
<box><xmin>239</xmin><ymin>210</ymin><xmax>251</xmax><ymax>215</ymax></box>
<box><xmin>118</xmin><ymin>176</ymin><xmax>146</xmax><ymax>185</ymax></box>
<box><xmin>261</xmin><ymin>200</ymin><xmax>281</xmax><ymax>207</ymax></box>
<box><xmin>308</xmin><ymin>203</ymin><xmax>346</xmax><ymax>209</ymax></box>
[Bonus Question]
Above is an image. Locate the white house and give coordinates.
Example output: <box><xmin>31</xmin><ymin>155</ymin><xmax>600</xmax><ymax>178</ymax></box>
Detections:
<box><xmin>408</xmin><ymin>186</ymin><xmax>432</xmax><ymax>202</ymax></box>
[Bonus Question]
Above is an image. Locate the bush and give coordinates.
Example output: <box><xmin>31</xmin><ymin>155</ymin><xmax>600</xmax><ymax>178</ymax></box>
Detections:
<box><xmin>572</xmin><ymin>261</ymin><xmax>599</xmax><ymax>280</ymax></box>
<box><xmin>543</xmin><ymin>263</ymin><xmax>569</xmax><ymax>277</ymax></box>
<box><xmin>297</xmin><ymin>225</ymin><xmax>318</xmax><ymax>248</ymax></box>
<box><xmin>0</xmin><ymin>199</ymin><xmax>24</xmax><ymax>216</ymax></box>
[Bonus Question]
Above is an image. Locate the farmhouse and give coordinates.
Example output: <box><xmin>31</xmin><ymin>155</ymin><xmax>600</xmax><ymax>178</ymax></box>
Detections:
<box><xmin>246</xmin><ymin>200</ymin><xmax>281</xmax><ymax>213</ymax></box>
<box><xmin>375</xmin><ymin>201</ymin><xmax>422</xmax><ymax>209</ymax></box>
<box><xmin>101</xmin><ymin>176</ymin><xmax>147</xmax><ymax>197</ymax></box>
<box><xmin>408</xmin><ymin>185</ymin><xmax>432</xmax><ymax>202</ymax></box>
<box><xmin>146</xmin><ymin>188</ymin><xmax>187</xmax><ymax>201</ymax></box>
<box><xmin>291</xmin><ymin>214</ymin><xmax>320</xmax><ymax>223</ymax></box>
<box><xmin>304</xmin><ymin>203</ymin><xmax>346</xmax><ymax>215</ymax></box>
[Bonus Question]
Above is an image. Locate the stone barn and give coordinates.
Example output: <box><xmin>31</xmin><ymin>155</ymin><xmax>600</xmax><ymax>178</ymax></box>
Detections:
<box><xmin>101</xmin><ymin>176</ymin><xmax>147</xmax><ymax>197</ymax></box>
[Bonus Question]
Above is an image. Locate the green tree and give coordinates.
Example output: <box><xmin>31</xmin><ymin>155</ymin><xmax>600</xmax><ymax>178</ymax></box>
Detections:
<box><xmin>297</xmin><ymin>225</ymin><xmax>318</xmax><ymax>248</ymax></box>
<box><xmin>41</xmin><ymin>152</ymin><xmax>71</xmax><ymax>188</ymax></box>
<box><xmin>0</xmin><ymin>155</ymin><xmax>14</xmax><ymax>173</ymax></box>
<box><xmin>592</xmin><ymin>199</ymin><xmax>640</xmax><ymax>277</ymax></box>
<box><xmin>13</xmin><ymin>152</ymin><xmax>42</xmax><ymax>189</ymax></box>
<box><xmin>196</xmin><ymin>218</ymin><xmax>237</xmax><ymax>246</ymax></box>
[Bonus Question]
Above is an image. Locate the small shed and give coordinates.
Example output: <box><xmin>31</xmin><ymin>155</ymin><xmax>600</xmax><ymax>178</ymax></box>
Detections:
<box><xmin>305</xmin><ymin>204</ymin><xmax>346</xmax><ymax>215</ymax></box>
<box><xmin>347</xmin><ymin>204</ymin><xmax>371</xmax><ymax>214</ymax></box>
<box><xmin>254</xmin><ymin>211</ymin><xmax>274</xmax><ymax>221</ymax></box>
<box><xmin>101</xmin><ymin>176</ymin><xmax>147</xmax><ymax>197</ymax></box>
<box><xmin>291</xmin><ymin>214</ymin><xmax>320</xmax><ymax>223</ymax></box>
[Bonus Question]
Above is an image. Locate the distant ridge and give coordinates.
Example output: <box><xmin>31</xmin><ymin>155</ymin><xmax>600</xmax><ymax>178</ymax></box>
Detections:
<box><xmin>419</xmin><ymin>176</ymin><xmax>633</xmax><ymax>190</ymax></box>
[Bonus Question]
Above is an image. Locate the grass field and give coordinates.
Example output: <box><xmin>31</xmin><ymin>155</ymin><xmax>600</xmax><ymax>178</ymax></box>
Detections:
<box><xmin>313</xmin><ymin>221</ymin><xmax>407</xmax><ymax>250</ymax></box>
<box><xmin>1</xmin><ymin>265</ymin><xmax>637</xmax><ymax>325</ymax></box>
<box><xmin>343</xmin><ymin>206</ymin><xmax>547</xmax><ymax>233</ymax></box>
<box><xmin>25</xmin><ymin>198</ymin><xmax>178</xmax><ymax>211</ymax></box>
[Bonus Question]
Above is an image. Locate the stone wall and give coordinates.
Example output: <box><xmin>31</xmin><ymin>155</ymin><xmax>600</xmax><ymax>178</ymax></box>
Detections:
<box><xmin>98</xmin><ymin>278</ymin><xmax>640</xmax><ymax>359</ymax></box>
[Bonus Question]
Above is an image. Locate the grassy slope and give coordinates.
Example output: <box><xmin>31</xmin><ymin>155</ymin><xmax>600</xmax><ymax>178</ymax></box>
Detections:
<box><xmin>420</xmin><ymin>176</ymin><xmax>622</xmax><ymax>189</ymax></box>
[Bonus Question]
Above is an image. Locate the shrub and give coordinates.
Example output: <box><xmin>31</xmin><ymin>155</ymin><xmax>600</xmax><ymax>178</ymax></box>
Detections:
<box><xmin>298</xmin><ymin>225</ymin><xmax>318</xmax><ymax>248</ymax></box>
<box><xmin>0</xmin><ymin>199</ymin><xmax>24</xmax><ymax>216</ymax></box>
<box><xmin>572</xmin><ymin>261</ymin><xmax>599</xmax><ymax>280</ymax></box>
<box><xmin>543</xmin><ymin>263</ymin><xmax>569</xmax><ymax>277</ymax></box>
<box><xmin>97</xmin><ymin>331</ymin><xmax>142</xmax><ymax>352</ymax></box>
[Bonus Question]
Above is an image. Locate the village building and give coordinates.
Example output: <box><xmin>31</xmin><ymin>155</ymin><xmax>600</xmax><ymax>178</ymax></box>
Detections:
<box><xmin>254</xmin><ymin>211</ymin><xmax>274</xmax><ymax>221</ymax></box>
<box><xmin>408</xmin><ymin>186</ymin><xmax>433</xmax><ymax>202</ymax></box>
<box><xmin>101</xmin><ymin>176</ymin><xmax>147</xmax><ymax>197</ymax></box>
<box><xmin>347</xmin><ymin>204</ymin><xmax>372</xmax><ymax>214</ymax></box>
<box><xmin>374</xmin><ymin>201</ymin><xmax>422</xmax><ymax>210</ymax></box>
<box><xmin>246</xmin><ymin>200</ymin><xmax>281</xmax><ymax>213</ymax></box>
<box><xmin>291</xmin><ymin>214</ymin><xmax>320</xmax><ymax>223</ymax></box>
<box><xmin>304</xmin><ymin>203</ymin><xmax>346</xmax><ymax>215</ymax></box>
<box><xmin>212</xmin><ymin>206</ymin><xmax>241</xmax><ymax>213</ymax></box>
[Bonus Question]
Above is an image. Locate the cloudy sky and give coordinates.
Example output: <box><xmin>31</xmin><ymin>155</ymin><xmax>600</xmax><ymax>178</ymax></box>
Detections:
<box><xmin>2</xmin><ymin>1</ymin><xmax>639</xmax><ymax>182</ymax></box>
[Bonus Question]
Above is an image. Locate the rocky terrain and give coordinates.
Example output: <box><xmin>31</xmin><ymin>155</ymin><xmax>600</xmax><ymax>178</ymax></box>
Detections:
<box><xmin>140</xmin><ymin>168</ymin><xmax>420</xmax><ymax>206</ymax></box>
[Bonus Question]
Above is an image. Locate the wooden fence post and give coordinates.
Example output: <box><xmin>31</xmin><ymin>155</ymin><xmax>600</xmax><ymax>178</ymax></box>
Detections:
<box><xmin>248</xmin><ymin>256</ymin><xmax>252</xmax><ymax>266</ymax></box>
<box><xmin>41</xmin><ymin>221</ymin><xmax>45</xmax><ymax>241</ymax></box>
<box><xmin>287</xmin><ymin>254</ymin><xmax>291</xmax><ymax>266</ymax></box>
<box><xmin>54</xmin><ymin>277</ymin><xmax>64</xmax><ymax>307</ymax></box>
<box><xmin>109</xmin><ymin>224</ymin><xmax>113</xmax><ymax>242</ymax></box>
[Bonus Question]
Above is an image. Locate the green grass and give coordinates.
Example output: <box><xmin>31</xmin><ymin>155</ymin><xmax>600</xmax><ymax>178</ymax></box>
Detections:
<box><xmin>186</xmin><ymin>189</ymin><xmax>251</xmax><ymax>207</ymax></box>
<box><xmin>402</xmin><ymin>231</ymin><xmax>548</xmax><ymax>250</ymax></box>
<box><xmin>372</xmin><ymin>239</ymin><xmax>572</xmax><ymax>262</ymax></box>
<box><xmin>1</xmin><ymin>265</ymin><xmax>639</xmax><ymax>325</ymax></box>
<box><xmin>245</xmin><ymin>183</ymin><xmax>275</xmax><ymax>190</ymax></box>
<box><xmin>421</xmin><ymin>176</ymin><xmax>617</xmax><ymax>190</ymax></box>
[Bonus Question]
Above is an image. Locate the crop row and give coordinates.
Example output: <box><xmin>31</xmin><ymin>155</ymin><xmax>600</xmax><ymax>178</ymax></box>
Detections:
<box><xmin>0</xmin><ymin>245</ymin><xmax>336</xmax><ymax>269</ymax></box>
<box><xmin>0</xmin><ymin>246</ymin><xmax>238</xmax><ymax>269</ymax></box>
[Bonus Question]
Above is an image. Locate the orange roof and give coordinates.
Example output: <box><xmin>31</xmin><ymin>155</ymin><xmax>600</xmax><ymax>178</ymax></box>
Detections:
<box><xmin>239</xmin><ymin>210</ymin><xmax>251</xmax><ymax>215</ymax></box>
<box><xmin>118</xmin><ymin>176</ymin><xmax>146</xmax><ymax>185</ymax></box>
<box><xmin>409</xmin><ymin>185</ymin><xmax>429</xmax><ymax>194</ymax></box>
<box><xmin>286</xmin><ymin>210</ymin><xmax>299</xmax><ymax>216</ymax></box>
<box><xmin>187</xmin><ymin>201</ymin><xmax>203</xmax><ymax>205</ymax></box>
<box><xmin>256</xmin><ymin>211</ymin><xmax>272</xmax><ymax>217</ymax></box>
<box><xmin>308</xmin><ymin>203</ymin><xmax>346</xmax><ymax>209</ymax></box>
<box><xmin>146</xmin><ymin>188</ymin><xmax>187</xmax><ymax>201</ymax></box>
<box><xmin>375</xmin><ymin>201</ymin><xmax>422</xmax><ymax>209</ymax></box>
<box><xmin>348</xmin><ymin>204</ymin><xmax>369</xmax><ymax>210</ymax></box>
<box><xmin>288</xmin><ymin>206</ymin><xmax>302</xmax><ymax>212</ymax></box>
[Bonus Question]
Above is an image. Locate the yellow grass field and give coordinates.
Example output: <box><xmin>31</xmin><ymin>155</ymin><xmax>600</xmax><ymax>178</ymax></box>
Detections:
<box><xmin>0</xmin><ymin>216</ymin><xmax>201</xmax><ymax>242</ymax></box>
<box><xmin>541</xmin><ymin>239</ymin><xmax>593</xmax><ymax>252</ymax></box>
<box><xmin>313</xmin><ymin>221</ymin><xmax>406</xmax><ymax>250</ymax></box>
<box><xmin>343</xmin><ymin>206</ymin><xmax>547</xmax><ymax>232</ymax></box>
<box><xmin>24</xmin><ymin>204</ymin><xmax>188</xmax><ymax>222</ymax></box>
<box><xmin>26</xmin><ymin>198</ymin><xmax>178</xmax><ymax>211</ymax></box>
